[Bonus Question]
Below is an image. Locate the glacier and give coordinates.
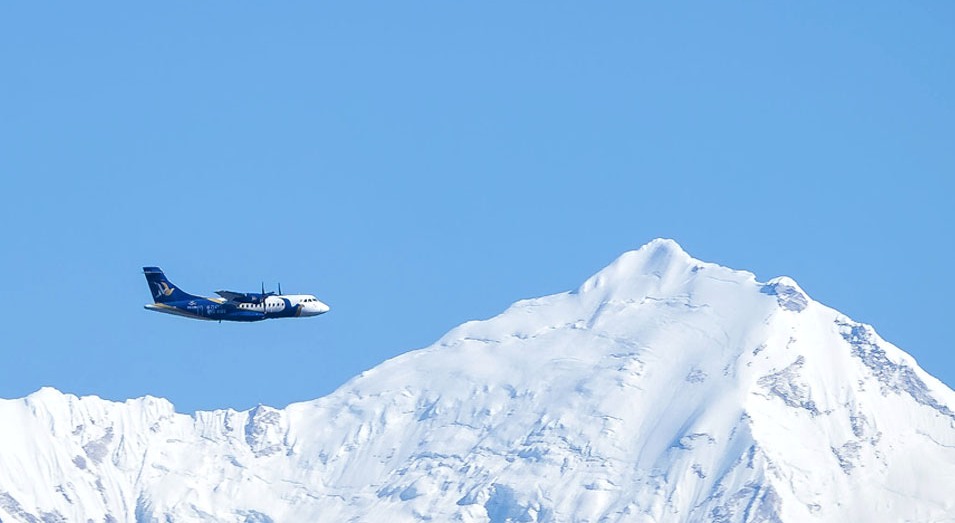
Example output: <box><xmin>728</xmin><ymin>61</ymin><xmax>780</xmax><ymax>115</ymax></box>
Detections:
<box><xmin>2</xmin><ymin>239</ymin><xmax>954</xmax><ymax>522</ymax></box>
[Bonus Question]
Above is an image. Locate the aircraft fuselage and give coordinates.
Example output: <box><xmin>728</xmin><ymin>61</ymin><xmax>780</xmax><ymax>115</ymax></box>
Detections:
<box><xmin>145</xmin><ymin>294</ymin><xmax>328</xmax><ymax>322</ymax></box>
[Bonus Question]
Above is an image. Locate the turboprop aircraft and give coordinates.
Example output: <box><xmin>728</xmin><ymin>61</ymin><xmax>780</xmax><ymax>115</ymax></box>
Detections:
<box><xmin>142</xmin><ymin>267</ymin><xmax>329</xmax><ymax>322</ymax></box>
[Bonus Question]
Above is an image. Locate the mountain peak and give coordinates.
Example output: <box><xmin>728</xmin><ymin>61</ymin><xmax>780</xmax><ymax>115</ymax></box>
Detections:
<box><xmin>577</xmin><ymin>238</ymin><xmax>696</xmax><ymax>294</ymax></box>
<box><xmin>624</xmin><ymin>237</ymin><xmax>695</xmax><ymax>268</ymax></box>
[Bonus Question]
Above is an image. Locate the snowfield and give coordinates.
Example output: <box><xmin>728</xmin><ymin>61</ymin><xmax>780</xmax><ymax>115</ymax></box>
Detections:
<box><xmin>2</xmin><ymin>239</ymin><xmax>954</xmax><ymax>522</ymax></box>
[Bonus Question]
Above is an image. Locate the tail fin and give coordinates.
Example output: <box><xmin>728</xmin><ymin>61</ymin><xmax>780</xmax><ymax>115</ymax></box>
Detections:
<box><xmin>143</xmin><ymin>267</ymin><xmax>198</xmax><ymax>303</ymax></box>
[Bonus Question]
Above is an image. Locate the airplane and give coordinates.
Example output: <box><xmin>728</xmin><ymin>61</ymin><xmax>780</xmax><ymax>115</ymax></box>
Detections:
<box><xmin>142</xmin><ymin>267</ymin><xmax>330</xmax><ymax>322</ymax></box>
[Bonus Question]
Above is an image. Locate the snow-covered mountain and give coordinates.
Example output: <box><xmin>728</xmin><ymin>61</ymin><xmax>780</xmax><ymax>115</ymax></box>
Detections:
<box><xmin>3</xmin><ymin>239</ymin><xmax>955</xmax><ymax>522</ymax></box>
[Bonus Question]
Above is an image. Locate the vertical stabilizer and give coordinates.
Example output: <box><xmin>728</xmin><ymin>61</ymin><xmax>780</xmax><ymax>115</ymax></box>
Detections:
<box><xmin>142</xmin><ymin>267</ymin><xmax>199</xmax><ymax>303</ymax></box>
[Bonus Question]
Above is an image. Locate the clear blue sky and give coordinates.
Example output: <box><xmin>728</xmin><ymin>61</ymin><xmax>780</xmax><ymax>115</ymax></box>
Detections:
<box><xmin>1</xmin><ymin>3</ymin><xmax>952</xmax><ymax>413</ymax></box>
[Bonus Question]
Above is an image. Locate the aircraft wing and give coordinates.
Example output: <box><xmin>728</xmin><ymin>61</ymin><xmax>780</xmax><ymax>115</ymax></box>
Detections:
<box><xmin>215</xmin><ymin>290</ymin><xmax>248</xmax><ymax>302</ymax></box>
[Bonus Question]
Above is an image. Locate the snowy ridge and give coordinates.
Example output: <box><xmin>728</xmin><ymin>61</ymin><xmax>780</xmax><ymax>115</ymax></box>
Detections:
<box><xmin>2</xmin><ymin>239</ymin><xmax>955</xmax><ymax>522</ymax></box>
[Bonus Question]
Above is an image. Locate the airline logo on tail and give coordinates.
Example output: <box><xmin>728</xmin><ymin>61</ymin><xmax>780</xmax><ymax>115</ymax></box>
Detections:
<box><xmin>152</xmin><ymin>281</ymin><xmax>175</xmax><ymax>299</ymax></box>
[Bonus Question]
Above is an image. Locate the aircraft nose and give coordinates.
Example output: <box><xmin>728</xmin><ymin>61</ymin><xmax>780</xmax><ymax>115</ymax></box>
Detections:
<box><xmin>315</xmin><ymin>301</ymin><xmax>330</xmax><ymax>315</ymax></box>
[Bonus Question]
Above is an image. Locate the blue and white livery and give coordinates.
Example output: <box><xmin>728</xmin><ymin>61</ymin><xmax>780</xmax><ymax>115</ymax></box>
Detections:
<box><xmin>143</xmin><ymin>267</ymin><xmax>330</xmax><ymax>322</ymax></box>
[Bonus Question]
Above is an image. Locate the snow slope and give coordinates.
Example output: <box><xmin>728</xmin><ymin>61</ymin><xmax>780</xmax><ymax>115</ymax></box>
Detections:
<box><xmin>2</xmin><ymin>239</ymin><xmax>954</xmax><ymax>522</ymax></box>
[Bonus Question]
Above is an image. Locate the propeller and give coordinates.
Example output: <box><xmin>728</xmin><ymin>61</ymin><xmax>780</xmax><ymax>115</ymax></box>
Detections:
<box><xmin>256</xmin><ymin>281</ymin><xmax>278</xmax><ymax>310</ymax></box>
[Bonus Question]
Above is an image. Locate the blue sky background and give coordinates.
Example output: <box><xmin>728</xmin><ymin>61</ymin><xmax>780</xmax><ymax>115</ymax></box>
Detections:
<box><xmin>1</xmin><ymin>2</ymin><xmax>952</xmax><ymax>413</ymax></box>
